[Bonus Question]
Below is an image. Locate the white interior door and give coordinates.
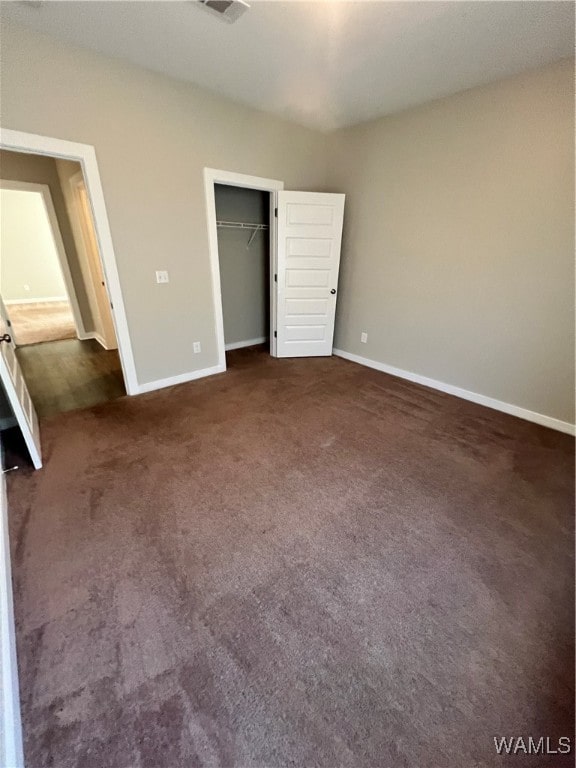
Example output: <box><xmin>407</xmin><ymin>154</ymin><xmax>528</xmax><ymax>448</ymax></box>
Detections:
<box><xmin>276</xmin><ymin>191</ymin><xmax>345</xmax><ymax>357</ymax></box>
<box><xmin>0</xmin><ymin>300</ymin><xmax>42</xmax><ymax>469</ymax></box>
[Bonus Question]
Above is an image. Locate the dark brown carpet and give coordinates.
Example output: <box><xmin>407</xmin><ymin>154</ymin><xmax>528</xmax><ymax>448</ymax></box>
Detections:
<box><xmin>7</xmin><ymin>347</ymin><xmax>574</xmax><ymax>768</ymax></box>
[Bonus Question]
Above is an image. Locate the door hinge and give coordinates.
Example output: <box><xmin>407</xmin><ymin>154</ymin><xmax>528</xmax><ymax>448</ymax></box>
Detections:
<box><xmin>110</xmin><ymin>302</ymin><xmax>114</xmax><ymax>310</ymax></box>
<box><xmin>274</xmin><ymin>274</ymin><xmax>277</xmax><ymax>282</ymax></box>
<box><xmin>274</xmin><ymin>208</ymin><xmax>278</xmax><ymax>218</ymax></box>
<box><xmin>274</xmin><ymin>331</ymin><xmax>277</xmax><ymax>338</ymax></box>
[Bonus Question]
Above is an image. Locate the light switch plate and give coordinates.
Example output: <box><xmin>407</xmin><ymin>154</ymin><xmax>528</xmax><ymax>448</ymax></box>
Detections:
<box><xmin>361</xmin><ymin>332</ymin><xmax>368</xmax><ymax>343</ymax></box>
<box><xmin>193</xmin><ymin>341</ymin><xmax>201</xmax><ymax>354</ymax></box>
<box><xmin>156</xmin><ymin>270</ymin><xmax>169</xmax><ymax>284</ymax></box>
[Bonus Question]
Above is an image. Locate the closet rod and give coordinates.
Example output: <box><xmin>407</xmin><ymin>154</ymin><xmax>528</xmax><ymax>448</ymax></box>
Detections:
<box><xmin>216</xmin><ymin>220</ymin><xmax>269</xmax><ymax>231</ymax></box>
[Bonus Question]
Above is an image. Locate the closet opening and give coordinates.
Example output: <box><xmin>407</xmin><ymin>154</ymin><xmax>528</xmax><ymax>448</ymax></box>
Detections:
<box><xmin>204</xmin><ymin>168</ymin><xmax>283</xmax><ymax>371</ymax></box>
<box><xmin>206</xmin><ymin>168</ymin><xmax>345</xmax><ymax>368</ymax></box>
<box><xmin>215</xmin><ymin>184</ymin><xmax>271</xmax><ymax>360</ymax></box>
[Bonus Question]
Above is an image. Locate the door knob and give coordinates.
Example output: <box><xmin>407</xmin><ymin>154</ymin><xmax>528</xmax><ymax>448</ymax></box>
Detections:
<box><xmin>0</xmin><ymin>334</ymin><xmax>12</xmax><ymax>343</ymax></box>
<box><xmin>330</xmin><ymin>289</ymin><xmax>336</xmax><ymax>295</ymax></box>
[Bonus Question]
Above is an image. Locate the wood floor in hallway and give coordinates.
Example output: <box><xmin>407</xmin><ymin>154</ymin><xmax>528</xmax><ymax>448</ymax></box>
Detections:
<box><xmin>16</xmin><ymin>337</ymin><xmax>125</xmax><ymax>417</ymax></box>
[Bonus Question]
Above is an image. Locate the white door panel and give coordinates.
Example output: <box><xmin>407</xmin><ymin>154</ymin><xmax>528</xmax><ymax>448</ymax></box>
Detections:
<box><xmin>286</xmin><ymin>269</ymin><xmax>331</xmax><ymax>288</ymax></box>
<box><xmin>286</xmin><ymin>238</ymin><xmax>332</xmax><ymax>258</ymax></box>
<box><xmin>285</xmin><ymin>325</ymin><xmax>326</xmax><ymax>341</ymax></box>
<box><xmin>286</xmin><ymin>298</ymin><xmax>328</xmax><ymax>315</ymax></box>
<box><xmin>0</xmin><ymin>297</ymin><xmax>42</xmax><ymax>469</ymax></box>
<box><xmin>287</xmin><ymin>206</ymin><xmax>334</xmax><ymax>225</ymax></box>
<box><xmin>276</xmin><ymin>191</ymin><xmax>345</xmax><ymax>358</ymax></box>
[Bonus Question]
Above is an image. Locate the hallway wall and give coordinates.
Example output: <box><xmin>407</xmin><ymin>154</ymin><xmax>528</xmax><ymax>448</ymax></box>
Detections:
<box><xmin>0</xmin><ymin>151</ymin><xmax>95</xmax><ymax>333</ymax></box>
<box><xmin>56</xmin><ymin>159</ymin><xmax>118</xmax><ymax>349</ymax></box>
<box><xmin>1</xmin><ymin>188</ymin><xmax>68</xmax><ymax>303</ymax></box>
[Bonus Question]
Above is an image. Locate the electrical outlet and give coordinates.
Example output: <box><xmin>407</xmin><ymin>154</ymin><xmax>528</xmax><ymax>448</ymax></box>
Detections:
<box><xmin>193</xmin><ymin>341</ymin><xmax>201</xmax><ymax>354</ymax></box>
<box><xmin>361</xmin><ymin>331</ymin><xmax>368</xmax><ymax>343</ymax></box>
<box><xmin>155</xmin><ymin>270</ymin><xmax>169</xmax><ymax>284</ymax></box>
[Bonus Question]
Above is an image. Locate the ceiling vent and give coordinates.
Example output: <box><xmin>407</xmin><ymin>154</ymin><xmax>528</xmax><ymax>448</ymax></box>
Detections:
<box><xmin>196</xmin><ymin>0</ymin><xmax>250</xmax><ymax>24</ymax></box>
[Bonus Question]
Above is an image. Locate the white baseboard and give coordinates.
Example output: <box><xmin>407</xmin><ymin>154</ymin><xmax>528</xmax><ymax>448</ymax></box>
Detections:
<box><xmin>77</xmin><ymin>331</ymin><xmax>114</xmax><ymax>351</ymax></box>
<box><xmin>92</xmin><ymin>333</ymin><xmax>112</xmax><ymax>351</ymax></box>
<box><xmin>0</xmin><ymin>453</ymin><xmax>24</xmax><ymax>768</ymax></box>
<box><xmin>225</xmin><ymin>337</ymin><xmax>267</xmax><ymax>351</ymax></box>
<box><xmin>333</xmin><ymin>348</ymin><xmax>575</xmax><ymax>436</ymax></box>
<box><xmin>4</xmin><ymin>296</ymin><xmax>67</xmax><ymax>305</ymax></box>
<box><xmin>135</xmin><ymin>363</ymin><xmax>226</xmax><ymax>395</ymax></box>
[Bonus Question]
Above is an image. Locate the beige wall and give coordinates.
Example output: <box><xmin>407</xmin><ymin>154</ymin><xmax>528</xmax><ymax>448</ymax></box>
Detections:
<box><xmin>0</xmin><ymin>21</ymin><xmax>328</xmax><ymax>386</ymax></box>
<box><xmin>1</xmin><ymin>20</ymin><xmax>572</xmax><ymax>424</ymax></box>
<box><xmin>1</xmin><ymin>188</ymin><xmax>68</xmax><ymax>302</ymax></box>
<box><xmin>215</xmin><ymin>184</ymin><xmax>269</xmax><ymax>346</ymax></box>
<box><xmin>0</xmin><ymin>150</ymin><xmax>95</xmax><ymax>330</ymax></box>
<box><xmin>328</xmin><ymin>59</ymin><xmax>575</xmax><ymax>424</ymax></box>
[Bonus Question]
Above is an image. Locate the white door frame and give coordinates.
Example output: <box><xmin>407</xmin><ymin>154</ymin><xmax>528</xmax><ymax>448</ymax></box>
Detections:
<box><xmin>0</xmin><ymin>179</ymin><xmax>86</xmax><ymax>340</ymax></box>
<box><xmin>203</xmin><ymin>168</ymin><xmax>284</xmax><ymax>371</ymax></box>
<box><xmin>0</xmin><ymin>128</ymin><xmax>138</xmax><ymax>395</ymax></box>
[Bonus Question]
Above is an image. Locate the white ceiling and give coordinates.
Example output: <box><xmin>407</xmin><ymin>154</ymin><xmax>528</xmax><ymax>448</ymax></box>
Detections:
<box><xmin>3</xmin><ymin>1</ymin><xmax>574</xmax><ymax>132</ymax></box>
